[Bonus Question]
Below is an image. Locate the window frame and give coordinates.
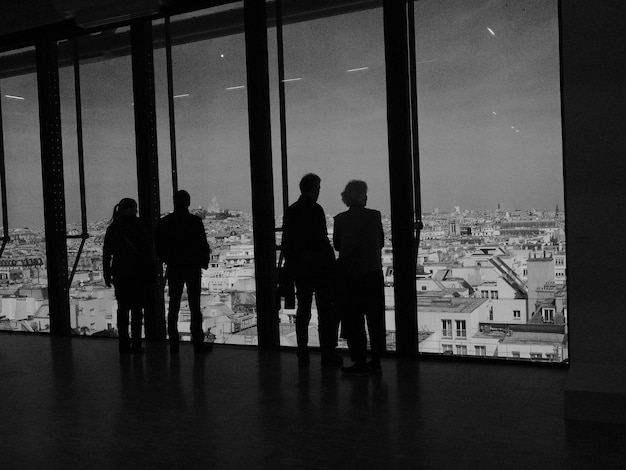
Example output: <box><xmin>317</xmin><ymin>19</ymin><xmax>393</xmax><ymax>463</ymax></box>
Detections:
<box><xmin>455</xmin><ymin>320</ymin><xmax>467</xmax><ymax>339</ymax></box>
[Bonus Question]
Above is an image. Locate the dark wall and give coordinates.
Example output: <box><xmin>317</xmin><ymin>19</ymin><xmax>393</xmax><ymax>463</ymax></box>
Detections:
<box><xmin>561</xmin><ymin>0</ymin><xmax>626</xmax><ymax>366</ymax></box>
<box><xmin>562</xmin><ymin>0</ymin><xmax>626</xmax><ymax>422</ymax></box>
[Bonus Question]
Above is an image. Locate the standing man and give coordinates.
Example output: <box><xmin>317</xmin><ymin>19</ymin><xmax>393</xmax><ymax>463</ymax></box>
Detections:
<box><xmin>156</xmin><ymin>190</ymin><xmax>211</xmax><ymax>354</ymax></box>
<box><xmin>282</xmin><ymin>173</ymin><xmax>342</xmax><ymax>368</ymax></box>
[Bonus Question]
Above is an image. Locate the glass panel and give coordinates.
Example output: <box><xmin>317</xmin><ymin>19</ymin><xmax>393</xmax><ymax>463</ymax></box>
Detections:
<box><xmin>414</xmin><ymin>0</ymin><xmax>567</xmax><ymax>361</ymax></box>
<box><xmin>155</xmin><ymin>3</ymin><xmax>254</xmax><ymax>345</ymax></box>
<box><xmin>58</xmin><ymin>28</ymin><xmax>136</xmax><ymax>337</ymax></box>
<box><xmin>0</xmin><ymin>47</ymin><xmax>46</xmax><ymax>333</ymax></box>
<box><xmin>272</xmin><ymin>4</ymin><xmax>392</xmax><ymax>351</ymax></box>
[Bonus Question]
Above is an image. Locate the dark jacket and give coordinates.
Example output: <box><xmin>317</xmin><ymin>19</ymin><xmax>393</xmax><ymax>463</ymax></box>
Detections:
<box><xmin>282</xmin><ymin>194</ymin><xmax>335</xmax><ymax>280</ymax></box>
<box><xmin>333</xmin><ymin>206</ymin><xmax>384</xmax><ymax>277</ymax></box>
<box><xmin>103</xmin><ymin>215</ymin><xmax>152</xmax><ymax>284</ymax></box>
<box><xmin>155</xmin><ymin>210</ymin><xmax>211</xmax><ymax>270</ymax></box>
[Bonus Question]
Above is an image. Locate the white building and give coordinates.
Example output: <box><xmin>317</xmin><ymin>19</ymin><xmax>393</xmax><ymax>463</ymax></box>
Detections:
<box><xmin>202</xmin><ymin>266</ymin><xmax>254</xmax><ymax>291</ymax></box>
<box><xmin>416</xmin><ymin>297</ymin><xmax>493</xmax><ymax>356</ymax></box>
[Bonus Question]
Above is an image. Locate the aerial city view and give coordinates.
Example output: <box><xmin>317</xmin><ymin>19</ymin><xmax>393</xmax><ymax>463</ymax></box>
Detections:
<box><xmin>0</xmin><ymin>196</ymin><xmax>567</xmax><ymax>362</ymax></box>
<box><xmin>0</xmin><ymin>0</ymin><xmax>566</xmax><ymax>362</ymax></box>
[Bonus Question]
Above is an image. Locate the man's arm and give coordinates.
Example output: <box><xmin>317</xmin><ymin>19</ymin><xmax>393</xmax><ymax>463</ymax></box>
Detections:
<box><xmin>313</xmin><ymin>204</ymin><xmax>334</xmax><ymax>260</ymax></box>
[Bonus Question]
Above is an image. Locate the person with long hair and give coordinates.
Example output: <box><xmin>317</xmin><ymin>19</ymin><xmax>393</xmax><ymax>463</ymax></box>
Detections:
<box><xmin>103</xmin><ymin>198</ymin><xmax>152</xmax><ymax>353</ymax></box>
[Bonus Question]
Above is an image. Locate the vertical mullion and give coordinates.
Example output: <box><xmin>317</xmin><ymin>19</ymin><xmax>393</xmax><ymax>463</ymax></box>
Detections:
<box><xmin>383</xmin><ymin>0</ymin><xmax>418</xmax><ymax>356</ymax></box>
<box><xmin>131</xmin><ymin>19</ymin><xmax>166</xmax><ymax>341</ymax></box>
<box><xmin>165</xmin><ymin>16</ymin><xmax>178</xmax><ymax>195</ymax></box>
<box><xmin>276</xmin><ymin>0</ymin><xmax>289</xmax><ymax>215</ymax></box>
<box><xmin>73</xmin><ymin>40</ymin><xmax>88</xmax><ymax>237</ymax></box>
<box><xmin>37</xmin><ymin>35</ymin><xmax>71</xmax><ymax>335</ymax></box>
<box><xmin>244</xmin><ymin>0</ymin><xmax>279</xmax><ymax>348</ymax></box>
<box><xmin>407</xmin><ymin>0</ymin><xmax>422</xmax><ymax>228</ymax></box>
<box><xmin>67</xmin><ymin>39</ymin><xmax>89</xmax><ymax>287</ymax></box>
<box><xmin>0</xmin><ymin>80</ymin><xmax>10</xmax><ymax>258</ymax></box>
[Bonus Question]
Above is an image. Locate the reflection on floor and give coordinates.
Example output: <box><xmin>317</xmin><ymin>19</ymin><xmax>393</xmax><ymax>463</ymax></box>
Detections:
<box><xmin>0</xmin><ymin>333</ymin><xmax>624</xmax><ymax>469</ymax></box>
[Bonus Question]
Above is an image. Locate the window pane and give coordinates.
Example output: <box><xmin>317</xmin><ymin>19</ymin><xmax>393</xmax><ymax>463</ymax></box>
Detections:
<box><xmin>415</xmin><ymin>0</ymin><xmax>567</xmax><ymax>362</ymax></box>
<box><xmin>0</xmin><ymin>47</ymin><xmax>46</xmax><ymax>333</ymax></box>
<box><xmin>272</xmin><ymin>4</ymin><xmax>392</xmax><ymax>351</ymax></box>
<box><xmin>59</xmin><ymin>28</ymin><xmax>136</xmax><ymax>337</ymax></box>
<box><xmin>155</xmin><ymin>3</ymin><xmax>254</xmax><ymax>345</ymax></box>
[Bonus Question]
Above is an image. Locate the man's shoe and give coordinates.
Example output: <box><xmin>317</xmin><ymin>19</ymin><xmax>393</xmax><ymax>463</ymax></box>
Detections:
<box><xmin>367</xmin><ymin>360</ymin><xmax>382</xmax><ymax>374</ymax></box>
<box><xmin>321</xmin><ymin>355</ymin><xmax>343</xmax><ymax>368</ymax></box>
<box><xmin>341</xmin><ymin>364</ymin><xmax>371</xmax><ymax>376</ymax></box>
<box><xmin>298</xmin><ymin>355</ymin><xmax>310</xmax><ymax>368</ymax></box>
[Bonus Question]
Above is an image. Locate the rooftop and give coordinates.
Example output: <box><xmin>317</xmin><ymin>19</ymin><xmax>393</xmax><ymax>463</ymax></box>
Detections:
<box><xmin>417</xmin><ymin>297</ymin><xmax>487</xmax><ymax>313</ymax></box>
<box><xmin>501</xmin><ymin>331</ymin><xmax>566</xmax><ymax>345</ymax></box>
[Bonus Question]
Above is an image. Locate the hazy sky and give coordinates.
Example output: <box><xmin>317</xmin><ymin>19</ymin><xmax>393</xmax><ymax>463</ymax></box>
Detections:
<box><xmin>0</xmin><ymin>0</ymin><xmax>562</xmax><ymax>228</ymax></box>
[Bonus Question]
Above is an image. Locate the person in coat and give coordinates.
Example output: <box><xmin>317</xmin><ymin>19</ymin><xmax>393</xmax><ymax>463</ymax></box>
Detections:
<box><xmin>103</xmin><ymin>198</ymin><xmax>152</xmax><ymax>353</ymax></box>
<box><xmin>333</xmin><ymin>180</ymin><xmax>385</xmax><ymax>375</ymax></box>
<box><xmin>156</xmin><ymin>190</ymin><xmax>211</xmax><ymax>354</ymax></box>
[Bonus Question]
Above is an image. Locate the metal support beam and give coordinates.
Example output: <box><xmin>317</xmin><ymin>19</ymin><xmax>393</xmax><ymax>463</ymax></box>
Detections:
<box><xmin>244</xmin><ymin>0</ymin><xmax>280</xmax><ymax>348</ymax></box>
<box><xmin>131</xmin><ymin>19</ymin><xmax>166</xmax><ymax>341</ymax></box>
<box><xmin>407</xmin><ymin>0</ymin><xmax>423</xmax><ymax>239</ymax></box>
<box><xmin>67</xmin><ymin>39</ymin><xmax>90</xmax><ymax>287</ymax></box>
<box><xmin>383</xmin><ymin>0</ymin><xmax>418</xmax><ymax>356</ymax></box>
<box><xmin>276</xmin><ymin>0</ymin><xmax>290</xmax><ymax>215</ymax></box>
<box><xmin>36</xmin><ymin>35</ymin><xmax>71</xmax><ymax>335</ymax></box>
<box><xmin>165</xmin><ymin>17</ymin><xmax>179</xmax><ymax>195</ymax></box>
<box><xmin>0</xmin><ymin>81</ymin><xmax>10</xmax><ymax>259</ymax></box>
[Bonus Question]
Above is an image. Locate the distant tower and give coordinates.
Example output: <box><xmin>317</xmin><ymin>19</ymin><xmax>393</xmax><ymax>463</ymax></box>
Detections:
<box><xmin>497</xmin><ymin>203</ymin><xmax>501</xmax><ymax>211</ymax></box>
<box><xmin>449</xmin><ymin>220</ymin><xmax>458</xmax><ymax>236</ymax></box>
<box><xmin>555</xmin><ymin>203</ymin><xmax>559</xmax><ymax>214</ymax></box>
<box><xmin>434</xmin><ymin>208</ymin><xmax>439</xmax><ymax>214</ymax></box>
<box><xmin>454</xmin><ymin>206</ymin><xmax>460</xmax><ymax>214</ymax></box>
<box><xmin>208</xmin><ymin>197</ymin><xmax>220</xmax><ymax>214</ymax></box>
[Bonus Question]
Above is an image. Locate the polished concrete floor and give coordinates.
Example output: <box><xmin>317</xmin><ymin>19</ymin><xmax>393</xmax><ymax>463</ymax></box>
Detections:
<box><xmin>1</xmin><ymin>333</ymin><xmax>624</xmax><ymax>469</ymax></box>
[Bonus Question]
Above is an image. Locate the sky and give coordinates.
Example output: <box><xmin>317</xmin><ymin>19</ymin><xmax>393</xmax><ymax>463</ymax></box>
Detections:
<box><xmin>0</xmin><ymin>0</ymin><xmax>563</xmax><ymax>228</ymax></box>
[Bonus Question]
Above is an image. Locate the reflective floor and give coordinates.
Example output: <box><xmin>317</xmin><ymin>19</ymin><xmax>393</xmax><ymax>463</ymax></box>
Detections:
<box><xmin>0</xmin><ymin>333</ymin><xmax>624</xmax><ymax>469</ymax></box>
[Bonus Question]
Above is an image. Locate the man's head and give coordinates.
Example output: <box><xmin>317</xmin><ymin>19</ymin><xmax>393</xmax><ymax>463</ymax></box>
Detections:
<box><xmin>299</xmin><ymin>173</ymin><xmax>321</xmax><ymax>202</ymax></box>
<box><xmin>173</xmin><ymin>190</ymin><xmax>191</xmax><ymax>212</ymax></box>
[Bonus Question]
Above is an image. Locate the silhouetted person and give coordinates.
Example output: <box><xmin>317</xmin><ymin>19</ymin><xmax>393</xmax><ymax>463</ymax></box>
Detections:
<box><xmin>103</xmin><ymin>198</ymin><xmax>151</xmax><ymax>354</ymax></box>
<box><xmin>333</xmin><ymin>180</ymin><xmax>385</xmax><ymax>375</ymax></box>
<box><xmin>282</xmin><ymin>173</ymin><xmax>342</xmax><ymax>368</ymax></box>
<box><xmin>156</xmin><ymin>190</ymin><xmax>211</xmax><ymax>354</ymax></box>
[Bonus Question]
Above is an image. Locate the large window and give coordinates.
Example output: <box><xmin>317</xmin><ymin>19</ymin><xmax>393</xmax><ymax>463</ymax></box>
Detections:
<box><xmin>154</xmin><ymin>3</ymin><xmax>254</xmax><ymax>345</ymax></box>
<box><xmin>272</xmin><ymin>3</ymin><xmax>392</xmax><ymax>350</ymax></box>
<box><xmin>0</xmin><ymin>1</ymin><xmax>568</xmax><ymax>361</ymax></box>
<box><xmin>0</xmin><ymin>47</ymin><xmax>46</xmax><ymax>333</ymax></box>
<box><xmin>414</xmin><ymin>0</ymin><xmax>567</xmax><ymax>362</ymax></box>
<box><xmin>59</xmin><ymin>28</ymin><xmax>136</xmax><ymax>337</ymax></box>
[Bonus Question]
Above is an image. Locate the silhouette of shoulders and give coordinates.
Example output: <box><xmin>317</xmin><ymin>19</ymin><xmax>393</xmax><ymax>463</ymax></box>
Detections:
<box><xmin>283</xmin><ymin>195</ymin><xmax>333</xmax><ymax>258</ymax></box>
<box><xmin>156</xmin><ymin>211</ymin><xmax>210</xmax><ymax>268</ymax></box>
<box><xmin>333</xmin><ymin>207</ymin><xmax>383</xmax><ymax>276</ymax></box>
